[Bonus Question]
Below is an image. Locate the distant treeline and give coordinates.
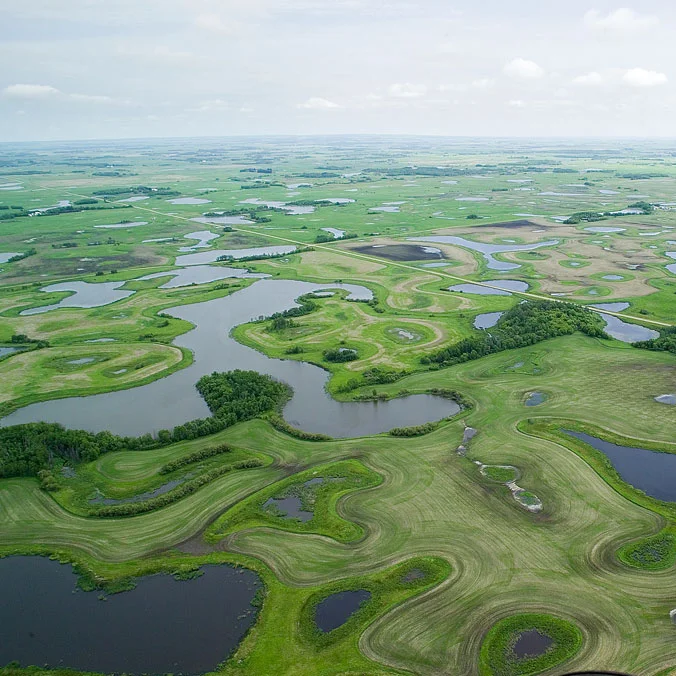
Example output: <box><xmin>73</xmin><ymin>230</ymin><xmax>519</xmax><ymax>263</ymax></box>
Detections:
<box><xmin>422</xmin><ymin>301</ymin><xmax>608</xmax><ymax>368</ymax></box>
<box><xmin>92</xmin><ymin>185</ymin><xmax>180</xmax><ymax>197</ymax></box>
<box><xmin>565</xmin><ymin>201</ymin><xmax>653</xmax><ymax>224</ymax></box>
<box><xmin>0</xmin><ymin>370</ymin><xmax>291</xmax><ymax>478</ymax></box>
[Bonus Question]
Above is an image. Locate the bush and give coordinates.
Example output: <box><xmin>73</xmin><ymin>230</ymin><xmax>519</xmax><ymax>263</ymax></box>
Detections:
<box><xmin>323</xmin><ymin>348</ymin><xmax>358</xmax><ymax>363</ymax></box>
<box><xmin>390</xmin><ymin>422</ymin><xmax>439</xmax><ymax>437</ymax></box>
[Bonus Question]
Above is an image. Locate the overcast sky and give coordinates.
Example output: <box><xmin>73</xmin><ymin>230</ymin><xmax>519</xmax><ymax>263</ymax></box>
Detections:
<box><xmin>1</xmin><ymin>0</ymin><xmax>675</xmax><ymax>141</ymax></box>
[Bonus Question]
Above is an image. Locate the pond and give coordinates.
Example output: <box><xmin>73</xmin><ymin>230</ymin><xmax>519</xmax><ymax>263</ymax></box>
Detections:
<box><xmin>315</xmin><ymin>590</ymin><xmax>371</xmax><ymax>633</ymax></box>
<box><xmin>20</xmin><ymin>282</ymin><xmax>135</xmax><ymax>316</ymax></box>
<box><xmin>474</xmin><ymin>312</ymin><xmax>503</xmax><ymax>329</ymax></box>
<box><xmin>584</xmin><ymin>227</ymin><xmax>626</xmax><ymax>233</ymax></box>
<box><xmin>167</xmin><ymin>197</ymin><xmax>212</xmax><ymax>205</ymax></box>
<box><xmin>178</xmin><ymin>230</ymin><xmax>220</xmax><ymax>251</ymax></box>
<box><xmin>525</xmin><ymin>392</ymin><xmax>547</xmax><ymax>407</ymax></box>
<box><xmin>353</xmin><ymin>244</ymin><xmax>444</xmax><ymax>261</ymax></box>
<box><xmin>2</xmin><ymin>280</ymin><xmax>460</xmax><ymax>438</ymax></box>
<box><xmin>239</xmin><ymin>198</ymin><xmax>315</xmax><ymax>215</ymax></box>
<box><xmin>0</xmin><ymin>252</ymin><xmax>21</xmax><ymax>264</ymax></box>
<box><xmin>409</xmin><ymin>236</ymin><xmax>558</xmax><ymax>271</ymax></box>
<box><xmin>591</xmin><ymin>303</ymin><xmax>659</xmax><ymax>343</ymax></box>
<box><xmin>94</xmin><ymin>221</ymin><xmax>148</xmax><ymax>229</ymax></box>
<box><xmin>0</xmin><ymin>346</ymin><xmax>22</xmax><ymax>358</ymax></box>
<box><xmin>512</xmin><ymin>629</ymin><xmax>554</xmax><ymax>658</ymax></box>
<box><xmin>448</xmin><ymin>280</ymin><xmax>528</xmax><ymax>296</ymax></box>
<box><xmin>666</xmin><ymin>252</ymin><xmax>676</xmax><ymax>275</ymax></box>
<box><xmin>67</xmin><ymin>358</ymin><xmax>96</xmax><ymax>366</ymax></box>
<box><xmin>175</xmin><ymin>245</ymin><xmax>297</xmax><ymax>266</ymax></box>
<box><xmin>191</xmin><ymin>215</ymin><xmax>254</xmax><ymax>226</ymax></box>
<box><xmin>0</xmin><ymin>556</ymin><xmax>261</xmax><ymax>674</ymax></box>
<box><xmin>321</xmin><ymin>227</ymin><xmax>346</xmax><ymax>239</ymax></box>
<box><xmin>137</xmin><ymin>265</ymin><xmax>267</xmax><ymax>289</ymax></box>
<box><xmin>90</xmin><ymin>477</ymin><xmax>188</xmax><ymax>505</ymax></box>
<box><xmin>563</xmin><ymin>430</ymin><xmax>676</xmax><ymax>501</ymax></box>
<box><xmin>655</xmin><ymin>394</ymin><xmax>676</xmax><ymax>405</ymax></box>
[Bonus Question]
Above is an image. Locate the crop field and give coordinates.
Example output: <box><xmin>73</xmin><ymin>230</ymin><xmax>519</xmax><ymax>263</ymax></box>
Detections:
<box><xmin>1</xmin><ymin>137</ymin><xmax>676</xmax><ymax>676</ymax></box>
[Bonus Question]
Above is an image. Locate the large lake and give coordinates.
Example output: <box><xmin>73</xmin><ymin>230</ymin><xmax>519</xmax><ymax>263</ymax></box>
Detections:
<box><xmin>0</xmin><ymin>557</ymin><xmax>260</xmax><ymax>674</ymax></box>
<box><xmin>1</xmin><ymin>280</ymin><xmax>459</xmax><ymax>437</ymax></box>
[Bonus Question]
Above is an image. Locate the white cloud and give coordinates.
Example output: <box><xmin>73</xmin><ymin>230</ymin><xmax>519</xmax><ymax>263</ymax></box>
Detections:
<box><xmin>70</xmin><ymin>94</ymin><xmax>116</xmax><ymax>104</ymax></box>
<box><xmin>472</xmin><ymin>79</ymin><xmax>495</xmax><ymax>90</ymax></box>
<box><xmin>189</xmin><ymin>99</ymin><xmax>230</xmax><ymax>113</ymax></box>
<box><xmin>508</xmin><ymin>99</ymin><xmax>526</xmax><ymax>108</ymax></box>
<box><xmin>504</xmin><ymin>58</ymin><xmax>545</xmax><ymax>79</ymax></box>
<box><xmin>194</xmin><ymin>13</ymin><xmax>240</xmax><ymax>34</ymax></box>
<box><xmin>573</xmin><ymin>71</ymin><xmax>604</xmax><ymax>86</ymax></box>
<box><xmin>584</xmin><ymin>8</ymin><xmax>658</xmax><ymax>34</ymax></box>
<box><xmin>623</xmin><ymin>68</ymin><xmax>668</xmax><ymax>87</ymax></box>
<box><xmin>296</xmin><ymin>97</ymin><xmax>341</xmax><ymax>109</ymax></box>
<box><xmin>3</xmin><ymin>84</ymin><xmax>124</xmax><ymax>105</ymax></box>
<box><xmin>388</xmin><ymin>83</ymin><xmax>427</xmax><ymax>98</ymax></box>
<box><xmin>2</xmin><ymin>84</ymin><xmax>61</xmax><ymax>99</ymax></box>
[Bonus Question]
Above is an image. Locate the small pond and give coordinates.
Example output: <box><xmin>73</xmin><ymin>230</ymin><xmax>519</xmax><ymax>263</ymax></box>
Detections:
<box><xmin>90</xmin><ymin>477</ymin><xmax>187</xmax><ymax>505</ymax></box>
<box><xmin>178</xmin><ymin>230</ymin><xmax>220</xmax><ymax>251</ymax></box>
<box><xmin>67</xmin><ymin>358</ymin><xmax>96</xmax><ymax>366</ymax></box>
<box><xmin>138</xmin><ymin>265</ymin><xmax>267</xmax><ymax>288</ymax></box>
<box><xmin>474</xmin><ymin>312</ymin><xmax>503</xmax><ymax>329</ymax></box>
<box><xmin>525</xmin><ymin>392</ymin><xmax>547</xmax><ymax>407</ymax></box>
<box><xmin>315</xmin><ymin>590</ymin><xmax>371</xmax><ymax>633</ymax></box>
<box><xmin>591</xmin><ymin>303</ymin><xmax>659</xmax><ymax>343</ymax></box>
<box><xmin>666</xmin><ymin>252</ymin><xmax>676</xmax><ymax>275</ymax></box>
<box><xmin>0</xmin><ymin>346</ymin><xmax>23</xmax><ymax>358</ymax></box>
<box><xmin>512</xmin><ymin>629</ymin><xmax>554</xmax><ymax>659</ymax></box>
<box><xmin>448</xmin><ymin>280</ymin><xmax>528</xmax><ymax>296</ymax></box>
<box><xmin>94</xmin><ymin>221</ymin><xmax>148</xmax><ymax>229</ymax></box>
<box><xmin>0</xmin><ymin>556</ymin><xmax>261</xmax><ymax>674</ymax></box>
<box><xmin>564</xmin><ymin>430</ymin><xmax>676</xmax><ymax>501</ymax></box>
<box><xmin>584</xmin><ymin>227</ymin><xmax>625</xmax><ymax>233</ymax></box>
<box><xmin>191</xmin><ymin>215</ymin><xmax>254</xmax><ymax>226</ymax></box>
<box><xmin>321</xmin><ymin>227</ymin><xmax>346</xmax><ymax>239</ymax></box>
<box><xmin>0</xmin><ymin>252</ymin><xmax>21</xmax><ymax>264</ymax></box>
<box><xmin>21</xmin><ymin>282</ymin><xmax>135</xmax><ymax>316</ymax></box>
<box><xmin>655</xmin><ymin>394</ymin><xmax>676</xmax><ymax>405</ymax></box>
<box><xmin>410</xmin><ymin>235</ymin><xmax>558</xmax><ymax>271</ymax></box>
<box><xmin>353</xmin><ymin>244</ymin><xmax>444</xmax><ymax>261</ymax></box>
<box><xmin>239</xmin><ymin>198</ymin><xmax>315</xmax><ymax>215</ymax></box>
<box><xmin>167</xmin><ymin>197</ymin><xmax>212</xmax><ymax>205</ymax></box>
<box><xmin>175</xmin><ymin>245</ymin><xmax>297</xmax><ymax>266</ymax></box>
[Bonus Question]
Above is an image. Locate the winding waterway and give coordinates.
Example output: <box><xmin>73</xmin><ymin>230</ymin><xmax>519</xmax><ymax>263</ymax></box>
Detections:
<box><xmin>1</xmin><ymin>280</ymin><xmax>459</xmax><ymax>437</ymax></box>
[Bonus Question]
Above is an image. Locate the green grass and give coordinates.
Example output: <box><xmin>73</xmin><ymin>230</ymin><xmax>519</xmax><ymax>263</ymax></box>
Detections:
<box><xmin>478</xmin><ymin>613</ymin><xmax>583</xmax><ymax>676</ymax></box>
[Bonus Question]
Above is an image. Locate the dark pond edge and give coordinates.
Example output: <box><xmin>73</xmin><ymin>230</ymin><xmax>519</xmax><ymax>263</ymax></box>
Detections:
<box><xmin>479</xmin><ymin>612</ymin><xmax>583</xmax><ymax>676</ymax></box>
<box><xmin>298</xmin><ymin>557</ymin><xmax>452</xmax><ymax>649</ymax></box>
<box><xmin>205</xmin><ymin>458</ymin><xmax>383</xmax><ymax>546</ymax></box>
<box><xmin>0</xmin><ymin>548</ymin><xmax>270</xmax><ymax>673</ymax></box>
<box><xmin>519</xmin><ymin>418</ymin><xmax>676</xmax><ymax>570</ymax></box>
<box><xmin>0</xmin><ymin>277</ymin><xmax>270</xmax><ymax>420</ymax></box>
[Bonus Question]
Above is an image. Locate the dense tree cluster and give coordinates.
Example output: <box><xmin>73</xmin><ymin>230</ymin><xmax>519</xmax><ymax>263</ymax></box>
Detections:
<box><xmin>264</xmin><ymin>413</ymin><xmax>332</xmax><ymax>441</ymax></box>
<box><xmin>634</xmin><ymin>327</ymin><xmax>676</xmax><ymax>355</ymax></box>
<box><xmin>422</xmin><ymin>301</ymin><xmax>607</xmax><ymax>367</ymax></box>
<box><xmin>1</xmin><ymin>371</ymin><xmax>290</xmax><ymax>478</ymax></box>
<box><xmin>323</xmin><ymin>348</ymin><xmax>358</xmax><ymax>363</ymax></box>
<box><xmin>158</xmin><ymin>444</ymin><xmax>232</xmax><ymax>475</ymax></box>
<box><xmin>94</xmin><ymin>459</ymin><xmax>264</xmax><ymax>517</ymax></box>
<box><xmin>390</xmin><ymin>422</ymin><xmax>438</xmax><ymax>437</ymax></box>
<box><xmin>196</xmin><ymin>370</ymin><xmax>290</xmax><ymax>422</ymax></box>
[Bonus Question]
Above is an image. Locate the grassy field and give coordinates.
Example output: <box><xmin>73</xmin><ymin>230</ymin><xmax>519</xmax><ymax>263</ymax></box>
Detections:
<box><xmin>1</xmin><ymin>138</ymin><xmax>676</xmax><ymax>676</ymax></box>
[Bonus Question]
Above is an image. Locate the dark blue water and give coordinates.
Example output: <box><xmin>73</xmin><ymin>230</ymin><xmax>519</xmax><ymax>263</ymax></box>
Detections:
<box><xmin>564</xmin><ymin>430</ymin><xmax>676</xmax><ymax>501</ymax></box>
<box><xmin>315</xmin><ymin>590</ymin><xmax>371</xmax><ymax>632</ymax></box>
<box><xmin>512</xmin><ymin>629</ymin><xmax>553</xmax><ymax>658</ymax></box>
<box><xmin>0</xmin><ymin>556</ymin><xmax>261</xmax><ymax>674</ymax></box>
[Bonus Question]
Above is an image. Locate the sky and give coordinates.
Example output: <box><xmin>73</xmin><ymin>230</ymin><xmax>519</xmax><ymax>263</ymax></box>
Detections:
<box><xmin>1</xmin><ymin>0</ymin><xmax>675</xmax><ymax>141</ymax></box>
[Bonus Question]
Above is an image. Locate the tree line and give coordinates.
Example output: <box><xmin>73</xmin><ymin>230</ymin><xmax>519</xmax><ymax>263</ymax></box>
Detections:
<box><xmin>422</xmin><ymin>301</ymin><xmax>608</xmax><ymax>368</ymax></box>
